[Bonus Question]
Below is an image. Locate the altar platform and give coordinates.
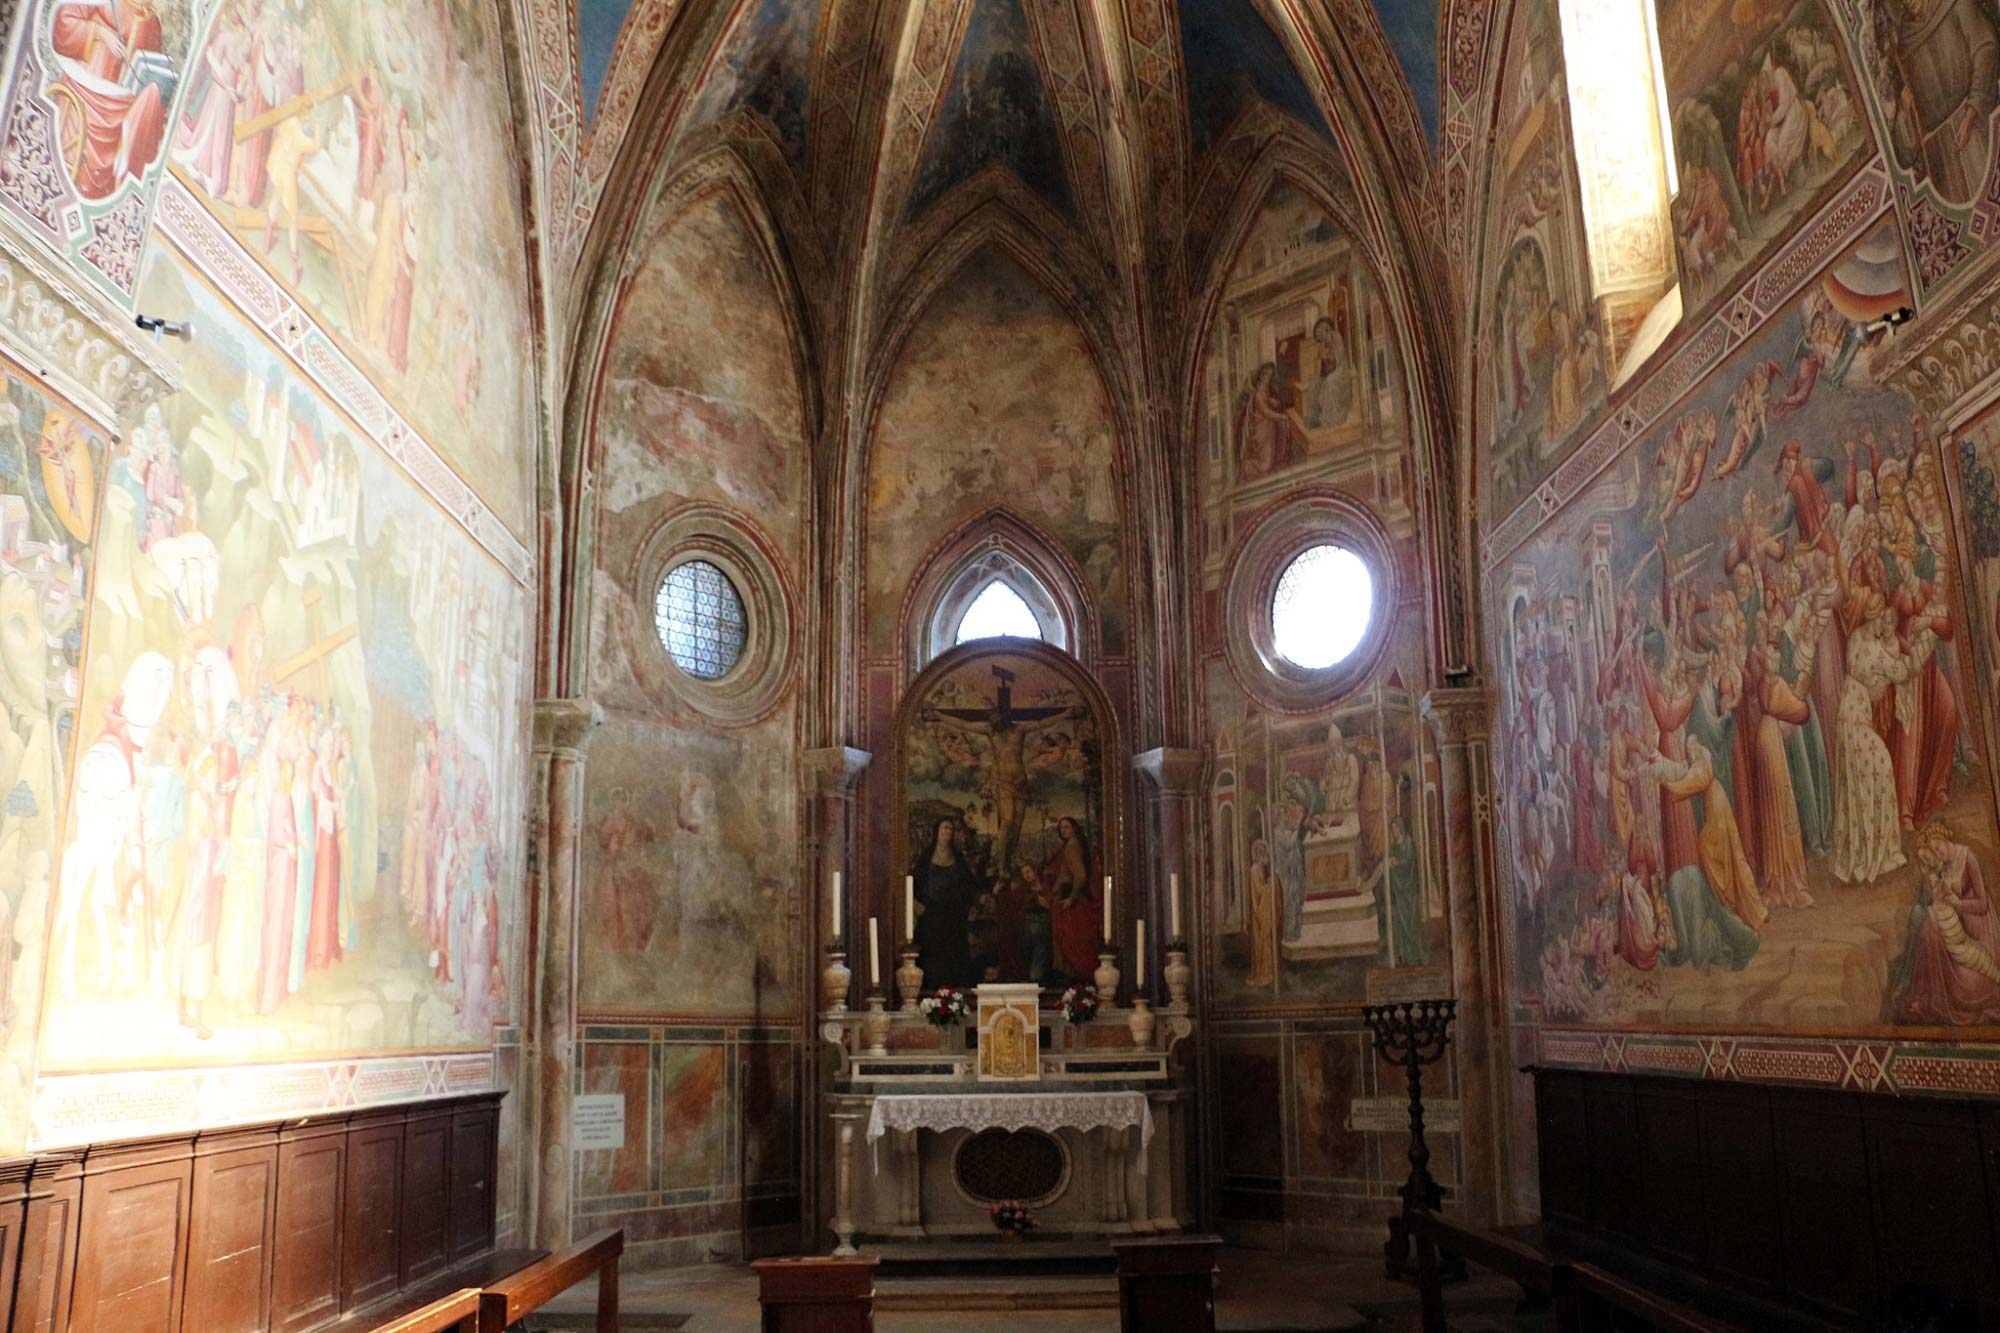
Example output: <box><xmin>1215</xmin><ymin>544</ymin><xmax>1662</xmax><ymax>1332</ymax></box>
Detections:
<box><xmin>819</xmin><ymin>980</ymin><xmax>1195</xmax><ymax>1256</ymax></box>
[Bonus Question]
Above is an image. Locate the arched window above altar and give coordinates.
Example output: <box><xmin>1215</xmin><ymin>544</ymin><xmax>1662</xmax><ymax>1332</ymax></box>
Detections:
<box><xmin>926</xmin><ymin>548</ymin><xmax>1070</xmax><ymax>663</ymax></box>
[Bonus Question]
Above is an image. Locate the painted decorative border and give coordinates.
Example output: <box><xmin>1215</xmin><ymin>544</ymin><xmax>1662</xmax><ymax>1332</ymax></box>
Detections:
<box><xmin>28</xmin><ymin>1051</ymin><xmax>498</xmax><ymax>1148</ymax></box>
<box><xmin>151</xmin><ymin>177</ymin><xmax>535</xmax><ymax>586</ymax></box>
<box><xmin>0</xmin><ymin>223</ymin><xmax>178</xmax><ymax>428</ymax></box>
<box><xmin>1482</xmin><ymin>160</ymin><xmax>1895</xmax><ymax>568</ymax></box>
<box><xmin>1536</xmin><ymin>1027</ymin><xmax>2000</xmax><ymax>1099</ymax></box>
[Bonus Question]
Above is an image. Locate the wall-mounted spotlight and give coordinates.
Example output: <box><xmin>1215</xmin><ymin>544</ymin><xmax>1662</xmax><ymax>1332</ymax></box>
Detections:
<box><xmin>134</xmin><ymin>314</ymin><xmax>194</xmax><ymax>342</ymax></box>
<box><xmin>1864</xmin><ymin>306</ymin><xmax>1916</xmax><ymax>338</ymax></box>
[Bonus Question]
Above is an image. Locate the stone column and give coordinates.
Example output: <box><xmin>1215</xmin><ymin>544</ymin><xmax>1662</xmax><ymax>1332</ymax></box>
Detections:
<box><xmin>527</xmin><ymin>698</ymin><xmax>600</xmax><ymax>1249</ymax></box>
<box><xmin>1419</xmin><ymin>687</ymin><xmax>1507</xmax><ymax>1225</ymax></box>
<box><xmin>1131</xmin><ymin>748</ymin><xmax>1207</xmax><ymax>948</ymax></box>
<box><xmin>801</xmin><ymin>746</ymin><xmax>870</xmax><ymax>1250</ymax></box>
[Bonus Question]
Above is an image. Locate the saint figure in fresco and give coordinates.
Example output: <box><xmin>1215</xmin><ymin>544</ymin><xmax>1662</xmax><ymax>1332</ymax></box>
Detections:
<box><xmin>47</xmin><ymin>0</ymin><xmax>171</xmax><ymax>200</ymax></box>
<box><xmin>1246</xmin><ymin>839</ymin><xmax>1278</xmax><ymax>987</ymax></box>
<box><xmin>913</xmin><ymin>816</ymin><xmax>980</xmax><ymax>989</ymax></box>
<box><xmin>1301</xmin><ymin>316</ymin><xmax>1353</xmax><ymax>431</ymax></box>
<box><xmin>1892</xmin><ymin>824</ymin><xmax>2000</xmax><ymax>1025</ymax></box>
<box><xmin>1879</xmin><ymin>0</ymin><xmax>1999</xmax><ymax>204</ymax></box>
<box><xmin>1045</xmin><ymin>816</ymin><xmax>1099</xmax><ymax>982</ymax></box>
<box><xmin>1235</xmin><ymin>364</ymin><xmax>1308</xmax><ymax>481</ymax></box>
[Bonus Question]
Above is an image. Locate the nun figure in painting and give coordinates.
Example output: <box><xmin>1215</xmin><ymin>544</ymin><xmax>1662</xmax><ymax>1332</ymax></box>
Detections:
<box><xmin>913</xmin><ymin>816</ymin><xmax>980</xmax><ymax>989</ymax></box>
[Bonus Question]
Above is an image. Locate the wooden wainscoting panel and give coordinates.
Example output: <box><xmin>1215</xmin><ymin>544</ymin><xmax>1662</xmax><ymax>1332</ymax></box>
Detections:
<box><xmin>1693</xmin><ymin>1082</ymin><xmax>1780</xmax><ymax>1297</ymax></box>
<box><xmin>12</xmin><ymin>1152</ymin><xmax>85</xmax><ymax>1333</ymax></box>
<box><xmin>0</xmin><ymin>1159</ymin><xmax>34</xmax><ymax>1332</ymax></box>
<box><xmin>447</xmin><ymin>1101</ymin><xmax>498</xmax><ymax>1262</ymax></box>
<box><xmin>1632</xmin><ymin>1079</ymin><xmax>1704</xmax><ymax>1267</ymax></box>
<box><xmin>1863</xmin><ymin>1093</ymin><xmax>2000</xmax><ymax>1324</ymax></box>
<box><xmin>401</xmin><ymin>1108</ymin><xmax>453</xmax><ymax>1286</ymax></box>
<box><xmin>341</xmin><ymin>1112</ymin><xmax>405</xmax><ymax>1311</ymax></box>
<box><xmin>184</xmin><ymin>1130</ymin><xmax>280</xmax><ymax>1333</ymax></box>
<box><xmin>1769</xmin><ymin>1086</ymin><xmax>1876</xmax><ymax>1324</ymax></box>
<box><xmin>68</xmin><ymin>1152</ymin><xmax>192</xmax><ymax>1333</ymax></box>
<box><xmin>272</xmin><ymin>1123</ymin><xmax>349</xmax><ymax>1333</ymax></box>
<box><xmin>1533</xmin><ymin>1070</ymin><xmax>1588</xmax><ymax>1229</ymax></box>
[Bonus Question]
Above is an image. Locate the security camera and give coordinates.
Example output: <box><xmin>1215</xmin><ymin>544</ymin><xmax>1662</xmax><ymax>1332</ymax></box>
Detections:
<box><xmin>134</xmin><ymin>314</ymin><xmax>194</xmax><ymax>341</ymax></box>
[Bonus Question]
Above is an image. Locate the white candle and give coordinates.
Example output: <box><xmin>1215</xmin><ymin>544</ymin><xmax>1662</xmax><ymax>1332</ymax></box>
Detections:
<box><xmin>868</xmin><ymin>916</ymin><xmax>881</xmax><ymax>987</ymax></box>
<box><xmin>1170</xmin><ymin>872</ymin><xmax>1181</xmax><ymax>941</ymax></box>
<box><xmin>1102</xmin><ymin>875</ymin><xmax>1113</xmax><ymax>942</ymax></box>
<box><xmin>905</xmin><ymin>875</ymin><xmax>915</xmax><ymax>942</ymax></box>
<box><xmin>831</xmin><ymin>871</ymin><xmax>842</xmax><ymax>940</ymax></box>
<box><xmin>1136</xmin><ymin>919</ymin><xmax>1146</xmax><ymax>989</ymax></box>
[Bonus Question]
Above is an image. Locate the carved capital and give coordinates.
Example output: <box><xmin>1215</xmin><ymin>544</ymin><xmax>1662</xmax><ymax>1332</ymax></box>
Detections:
<box><xmin>802</xmin><ymin>746</ymin><xmax>872</xmax><ymax>799</ymax></box>
<box><xmin>533</xmin><ymin>697</ymin><xmax>601</xmax><ymax>758</ymax></box>
<box><xmin>1131</xmin><ymin>747</ymin><xmax>1207</xmax><ymax>797</ymax></box>
<box><xmin>1420</xmin><ymin>687</ymin><xmax>1492</xmax><ymax>748</ymax></box>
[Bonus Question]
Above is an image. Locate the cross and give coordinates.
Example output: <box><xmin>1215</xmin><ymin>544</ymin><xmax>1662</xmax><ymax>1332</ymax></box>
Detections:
<box><xmin>271</xmin><ymin>587</ymin><xmax>357</xmax><ymax>700</ymax></box>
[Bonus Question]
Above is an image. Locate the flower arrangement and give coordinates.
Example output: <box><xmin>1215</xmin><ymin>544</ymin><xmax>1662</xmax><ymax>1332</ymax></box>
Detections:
<box><xmin>919</xmin><ymin>986</ymin><xmax>971</xmax><ymax>1027</ymax></box>
<box><xmin>990</xmin><ymin>1200</ymin><xmax>1036</xmax><ymax>1238</ymax></box>
<box><xmin>1057</xmin><ymin>982</ymin><xmax>1100</xmax><ymax>1024</ymax></box>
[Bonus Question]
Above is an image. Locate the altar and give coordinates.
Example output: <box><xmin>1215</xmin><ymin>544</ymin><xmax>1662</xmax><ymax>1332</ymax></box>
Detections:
<box><xmin>819</xmin><ymin>982</ymin><xmax>1194</xmax><ymax>1254</ymax></box>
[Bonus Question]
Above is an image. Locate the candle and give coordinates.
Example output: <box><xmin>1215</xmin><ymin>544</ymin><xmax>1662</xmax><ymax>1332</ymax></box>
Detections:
<box><xmin>905</xmin><ymin>875</ymin><xmax>915</xmax><ymax>943</ymax></box>
<box><xmin>1136</xmin><ymin>919</ymin><xmax>1146</xmax><ymax>989</ymax></box>
<box><xmin>1170</xmin><ymin>872</ymin><xmax>1181</xmax><ymax>941</ymax></box>
<box><xmin>868</xmin><ymin>917</ymin><xmax>881</xmax><ymax>987</ymax></box>
<box><xmin>831</xmin><ymin>871</ymin><xmax>842</xmax><ymax>940</ymax></box>
<box><xmin>1102</xmin><ymin>876</ymin><xmax>1113</xmax><ymax>942</ymax></box>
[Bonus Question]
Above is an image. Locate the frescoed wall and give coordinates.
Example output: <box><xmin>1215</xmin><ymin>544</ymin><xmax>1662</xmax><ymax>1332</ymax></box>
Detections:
<box><xmin>572</xmin><ymin>178</ymin><xmax>807</xmax><ymax>1261</ymax></box>
<box><xmin>1476</xmin><ymin>0</ymin><xmax>1604</xmax><ymax>522</ymax></box>
<box><xmin>1194</xmin><ymin>180</ymin><xmax>1447</xmax><ymax>1249</ymax></box>
<box><xmin>1660</xmin><ymin>0</ymin><xmax>1868</xmax><ymax>311</ymax></box>
<box><xmin>866</xmin><ymin>246</ymin><xmax>1126</xmax><ymax>657</ymax></box>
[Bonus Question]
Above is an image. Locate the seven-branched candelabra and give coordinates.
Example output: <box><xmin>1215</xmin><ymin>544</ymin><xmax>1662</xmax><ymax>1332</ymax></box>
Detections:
<box><xmin>1362</xmin><ymin>998</ymin><xmax>1456</xmax><ymax>1281</ymax></box>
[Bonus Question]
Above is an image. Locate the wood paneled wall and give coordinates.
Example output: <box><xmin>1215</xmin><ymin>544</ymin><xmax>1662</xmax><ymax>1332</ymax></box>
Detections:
<box><xmin>1533</xmin><ymin>1068</ymin><xmax>2000</xmax><ymax>1328</ymax></box>
<box><xmin>0</xmin><ymin>1093</ymin><xmax>501</xmax><ymax>1333</ymax></box>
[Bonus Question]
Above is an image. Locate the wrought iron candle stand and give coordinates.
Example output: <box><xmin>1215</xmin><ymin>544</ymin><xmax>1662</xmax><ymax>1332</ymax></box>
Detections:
<box><xmin>1362</xmin><ymin>998</ymin><xmax>1459</xmax><ymax>1282</ymax></box>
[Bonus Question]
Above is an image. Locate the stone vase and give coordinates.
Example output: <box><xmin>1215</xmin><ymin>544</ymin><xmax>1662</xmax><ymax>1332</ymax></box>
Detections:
<box><xmin>1127</xmin><ymin>997</ymin><xmax>1156</xmax><ymax>1049</ymax></box>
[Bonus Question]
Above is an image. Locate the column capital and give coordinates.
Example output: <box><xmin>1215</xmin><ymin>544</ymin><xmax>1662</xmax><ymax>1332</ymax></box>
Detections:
<box><xmin>802</xmin><ymin>746</ymin><xmax>872</xmax><ymax>798</ymax></box>
<box><xmin>533</xmin><ymin>697</ymin><xmax>601</xmax><ymax>758</ymax></box>
<box><xmin>1420</xmin><ymin>687</ymin><xmax>1492</xmax><ymax>747</ymax></box>
<box><xmin>1131</xmin><ymin>747</ymin><xmax>1207</xmax><ymax>798</ymax></box>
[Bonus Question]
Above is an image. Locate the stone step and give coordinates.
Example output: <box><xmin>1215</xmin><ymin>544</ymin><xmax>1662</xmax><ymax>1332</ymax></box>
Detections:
<box><xmin>875</xmin><ymin>1274</ymin><xmax>1117</xmax><ymax>1311</ymax></box>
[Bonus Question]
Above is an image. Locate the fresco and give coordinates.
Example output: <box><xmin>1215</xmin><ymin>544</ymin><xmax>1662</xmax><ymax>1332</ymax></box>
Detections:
<box><xmin>596</xmin><ymin>191</ymin><xmax>806</xmax><ymax>538</ymax></box>
<box><xmin>1659</xmin><ymin>0</ymin><xmax>1868</xmax><ymax>310</ymax></box>
<box><xmin>1369</xmin><ymin>0</ymin><xmax>1438</xmax><ymax>145</ymax></box>
<box><xmin>0</xmin><ymin>365</ymin><xmax>108</xmax><ymax>1144</ymax></box>
<box><xmin>685</xmin><ymin>0</ymin><xmax>823</xmax><ymax>172</ymax></box>
<box><xmin>1851</xmin><ymin>0</ymin><xmax>2000</xmax><ymax>207</ymax></box>
<box><xmin>0</xmin><ymin>0</ymin><xmax>196</xmax><ymax>294</ymax></box>
<box><xmin>907</xmin><ymin>0</ymin><xmax>1072</xmax><ymax>220</ymax></box>
<box><xmin>898</xmin><ymin>642</ymin><xmax>1114</xmax><ymax>992</ymax></box>
<box><xmin>164</xmin><ymin>0</ymin><xmax>535</xmax><ymax>533</ymax></box>
<box><xmin>867</xmin><ymin>247</ymin><xmax>1125</xmax><ymax>655</ymax></box>
<box><xmin>1478</xmin><ymin>0</ymin><xmax>1604</xmax><ymax>521</ymax></box>
<box><xmin>1177</xmin><ymin>0</ymin><xmax>1332</xmax><ymax>156</ymax></box>
<box><xmin>659</xmin><ymin>1042</ymin><xmax>727</xmax><ymax>1189</ymax></box>
<box><xmin>1951</xmin><ymin>409</ymin><xmax>2000</xmax><ymax>780</ymax></box>
<box><xmin>37</xmin><ymin>247</ymin><xmax>529</xmax><ymax>1077</ymax></box>
<box><xmin>1498</xmin><ymin>222</ymin><xmax>2000</xmax><ymax>1034</ymax></box>
<box><xmin>579</xmin><ymin>718</ymin><xmax>803</xmax><ymax>1018</ymax></box>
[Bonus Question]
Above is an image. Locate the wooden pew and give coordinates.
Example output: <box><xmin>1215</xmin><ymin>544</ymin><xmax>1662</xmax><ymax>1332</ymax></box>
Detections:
<box><xmin>476</xmin><ymin>1228</ymin><xmax>623</xmax><ymax>1333</ymax></box>
<box><xmin>368</xmin><ymin>1288</ymin><xmax>481</xmax><ymax>1333</ymax></box>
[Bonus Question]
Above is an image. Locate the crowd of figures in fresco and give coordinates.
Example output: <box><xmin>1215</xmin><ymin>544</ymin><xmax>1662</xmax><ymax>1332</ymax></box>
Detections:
<box><xmin>1504</xmin><ymin>234</ymin><xmax>2000</xmax><ymax>1031</ymax></box>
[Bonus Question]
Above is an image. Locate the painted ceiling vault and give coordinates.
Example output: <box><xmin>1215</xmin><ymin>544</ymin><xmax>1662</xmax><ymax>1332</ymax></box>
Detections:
<box><xmin>525</xmin><ymin>0</ymin><xmax>1452</xmax><ymax>316</ymax></box>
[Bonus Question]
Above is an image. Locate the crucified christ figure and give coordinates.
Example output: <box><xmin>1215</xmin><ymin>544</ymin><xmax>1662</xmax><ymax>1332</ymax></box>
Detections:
<box><xmin>924</xmin><ymin>666</ymin><xmax>1086</xmax><ymax>882</ymax></box>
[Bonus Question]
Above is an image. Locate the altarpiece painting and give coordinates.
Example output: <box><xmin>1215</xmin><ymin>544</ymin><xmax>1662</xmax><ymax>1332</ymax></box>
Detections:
<box><xmin>897</xmin><ymin>641</ymin><xmax>1117</xmax><ymax>993</ymax></box>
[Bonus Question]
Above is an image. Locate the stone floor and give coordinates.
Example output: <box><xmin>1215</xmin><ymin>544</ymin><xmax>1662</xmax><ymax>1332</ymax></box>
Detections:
<box><xmin>528</xmin><ymin>1247</ymin><xmax>1544</xmax><ymax>1332</ymax></box>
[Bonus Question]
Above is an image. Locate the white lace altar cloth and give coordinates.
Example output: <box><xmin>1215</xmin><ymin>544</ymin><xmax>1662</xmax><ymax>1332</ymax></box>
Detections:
<box><xmin>865</xmin><ymin>1092</ymin><xmax>1154</xmax><ymax>1173</ymax></box>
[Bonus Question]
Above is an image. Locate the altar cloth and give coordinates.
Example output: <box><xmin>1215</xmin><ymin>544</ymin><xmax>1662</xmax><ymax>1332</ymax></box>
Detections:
<box><xmin>865</xmin><ymin>1091</ymin><xmax>1154</xmax><ymax>1173</ymax></box>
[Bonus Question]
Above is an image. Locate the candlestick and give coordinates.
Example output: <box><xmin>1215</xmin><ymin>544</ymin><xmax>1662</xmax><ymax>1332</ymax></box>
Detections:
<box><xmin>1102</xmin><ymin>875</ymin><xmax>1113</xmax><ymax>941</ymax></box>
<box><xmin>831</xmin><ymin>870</ymin><xmax>842</xmax><ymax>939</ymax></box>
<box><xmin>904</xmin><ymin>875</ymin><xmax>915</xmax><ymax>942</ymax></box>
<box><xmin>1136</xmin><ymin>918</ymin><xmax>1146</xmax><ymax>989</ymax></box>
<box><xmin>868</xmin><ymin>917</ymin><xmax>881</xmax><ymax>987</ymax></box>
<box><xmin>1170</xmin><ymin>872</ymin><xmax>1181</xmax><ymax>941</ymax></box>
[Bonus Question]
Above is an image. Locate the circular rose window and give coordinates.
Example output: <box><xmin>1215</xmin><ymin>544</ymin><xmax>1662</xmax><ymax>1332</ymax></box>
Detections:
<box><xmin>1271</xmin><ymin>544</ymin><xmax>1375</xmax><ymax>669</ymax></box>
<box><xmin>655</xmin><ymin>559</ymin><xmax>747</xmax><ymax>680</ymax></box>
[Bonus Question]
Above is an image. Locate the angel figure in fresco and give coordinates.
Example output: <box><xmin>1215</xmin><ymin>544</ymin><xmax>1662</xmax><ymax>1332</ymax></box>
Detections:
<box><xmin>1714</xmin><ymin>362</ymin><xmax>1783</xmax><ymax>477</ymax></box>
<box><xmin>923</xmin><ymin>666</ymin><xmax>1084</xmax><ymax>883</ymax></box>
<box><xmin>1656</xmin><ymin>413</ymin><xmax>1717</xmax><ymax>523</ymax></box>
<box><xmin>1235</xmin><ymin>364</ymin><xmax>1308</xmax><ymax>481</ymax></box>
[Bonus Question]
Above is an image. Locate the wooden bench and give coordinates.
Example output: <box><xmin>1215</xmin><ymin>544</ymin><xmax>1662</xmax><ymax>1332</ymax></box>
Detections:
<box><xmin>367</xmin><ymin>1288</ymin><xmax>482</xmax><ymax>1333</ymax></box>
<box><xmin>475</xmin><ymin>1228</ymin><xmax>623</xmax><ymax>1333</ymax></box>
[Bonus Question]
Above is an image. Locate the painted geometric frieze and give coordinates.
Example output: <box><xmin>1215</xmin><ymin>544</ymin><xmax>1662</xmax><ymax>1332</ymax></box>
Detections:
<box><xmin>1537</xmin><ymin>1027</ymin><xmax>2000</xmax><ymax>1100</ymax></box>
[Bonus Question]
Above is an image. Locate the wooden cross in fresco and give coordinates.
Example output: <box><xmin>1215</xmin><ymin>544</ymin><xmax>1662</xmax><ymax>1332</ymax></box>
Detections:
<box><xmin>271</xmin><ymin>586</ymin><xmax>357</xmax><ymax>701</ymax></box>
